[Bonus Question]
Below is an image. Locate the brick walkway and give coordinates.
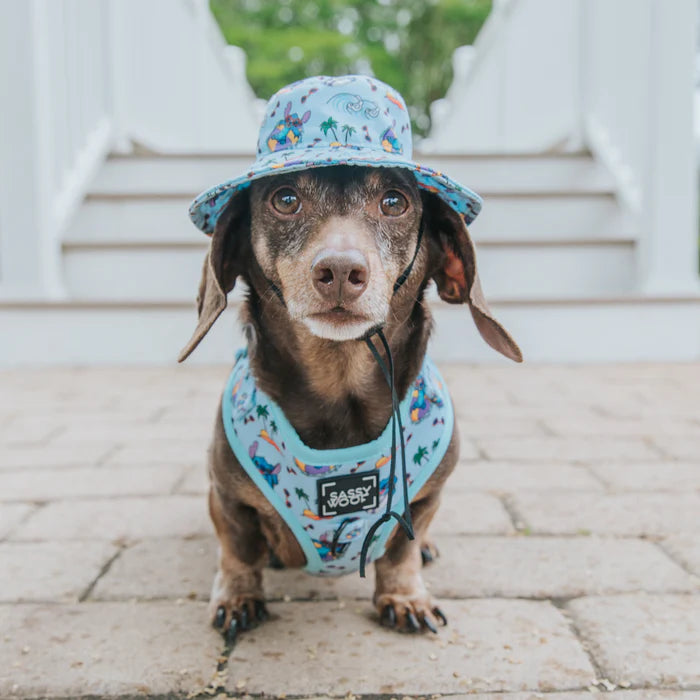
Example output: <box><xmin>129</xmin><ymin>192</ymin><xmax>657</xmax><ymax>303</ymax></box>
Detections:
<box><xmin>1</xmin><ymin>363</ymin><xmax>699</xmax><ymax>699</ymax></box>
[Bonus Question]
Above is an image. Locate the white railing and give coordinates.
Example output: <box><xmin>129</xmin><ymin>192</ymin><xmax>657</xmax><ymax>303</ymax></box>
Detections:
<box><xmin>108</xmin><ymin>0</ymin><xmax>261</xmax><ymax>153</ymax></box>
<box><xmin>428</xmin><ymin>0</ymin><xmax>700</xmax><ymax>297</ymax></box>
<box><xmin>0</xmin><ymin>0</ymin><xmax>263</xmax><ymax>299</ymax></box>
<box><xmin>581</xmin><ymin>0</ymin><xmax>699</xmax><ymax>295</ymax></box>
<box><xmin>0</xmin><ymin>0</ymin><xmax>114</xmax><ymax>298</ymax></box>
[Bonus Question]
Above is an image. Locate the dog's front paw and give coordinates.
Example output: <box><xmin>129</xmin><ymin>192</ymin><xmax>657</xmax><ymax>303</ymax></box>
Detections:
<box><xmin>374</xmin><ymin>593</ymin><xmax>447</xmax><ymax>634</ymax></box>
<box><xmin>209</xmin><ymin>572</ymin><xmax>268</xmax><ymax>644</ymax></box>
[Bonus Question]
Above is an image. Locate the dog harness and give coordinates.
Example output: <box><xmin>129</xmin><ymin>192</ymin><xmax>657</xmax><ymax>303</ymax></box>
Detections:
<box><xmin>222</xmin><ymin>348</ymin><xmax>453</xmax><ymax>577</ymax></box>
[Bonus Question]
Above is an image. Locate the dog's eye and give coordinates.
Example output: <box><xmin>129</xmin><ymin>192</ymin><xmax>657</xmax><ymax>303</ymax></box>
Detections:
<box><xmin>271</xmin><ymin>187</ymin><xmax>301</xmax><ymax>215</ymax></box>
<box><xmin>380</xmin><ymin>190</ymin><xmax>409</xmax><ymax>217</ymax></box>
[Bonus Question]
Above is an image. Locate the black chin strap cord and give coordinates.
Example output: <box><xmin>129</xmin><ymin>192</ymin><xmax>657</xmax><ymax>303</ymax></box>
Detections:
<box><xmin>357</xmin><ymin>217</ymin><xmax>424</xmax><ymax>576</ymax></box>
<box><xmin>358</xmin><ymin>327</ymin><xmax>414</xmax><ymax>576</ymax></box>
<box><xmin>259</xmin><ymin>217</ymin><xmax>425</xmax><ymax>577</ymax></box>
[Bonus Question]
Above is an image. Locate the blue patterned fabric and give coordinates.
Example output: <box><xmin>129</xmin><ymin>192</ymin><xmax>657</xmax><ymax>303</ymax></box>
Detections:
<box><xmin>222</xmin><ymin>349</ymin><xmax>454</xmax><ymax>576</ymax></box>
<box><xmin>189</xmin><ymin>74</ymin><xmax>482</xmax><ymax>234</ymax></box>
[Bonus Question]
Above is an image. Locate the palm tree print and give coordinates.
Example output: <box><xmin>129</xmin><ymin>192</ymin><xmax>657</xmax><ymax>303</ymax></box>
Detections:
<box><xmin>295</xmin><ymin>487</ymin><xmax>310</xmax><ymax>507</ymax></box>
<box><xmin>256</xmin><ymin>404</ymin><xmax>270</xmax><ymax>429</ymax></box>
<box><xmin>432</xmin><ymin>438</ymin><xmax>440</xmax><ymax>451</ymax></box>
<box><xmin>270</xmin><ymin>420</ymin><xmax>278</xmax><ymax>434</ymax></box>
<box><xmin>320</xmin><ymin>117</ymin><xmax>339</xmax><ymax>142</ymax></box>
<box><xmin>342</xmin><ymin>124</ymin><xmax>356</xmax><ymax>143</ymax></box>
<box><xmin>413</xmin><ymin>445</ymin><xmax>429</xmax><ymax>465</ymax></box>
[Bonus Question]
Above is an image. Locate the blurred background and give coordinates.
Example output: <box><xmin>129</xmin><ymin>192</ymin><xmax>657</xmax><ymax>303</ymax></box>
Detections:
<box><xmin>0</xmin><ymin>0</ymin><xmax>698</xmax><ymax>366</ymax></box>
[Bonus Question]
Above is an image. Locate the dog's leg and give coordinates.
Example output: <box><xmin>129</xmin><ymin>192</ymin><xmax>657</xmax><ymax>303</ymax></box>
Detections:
<box><xmin>373</xmin><ymin>425</ymin><xmax>458</xmax><ymax>634</ymax></box>
<box><xmin>373</xmin><ymin>492</ymin><xmax>446</xmax><ymax>633</ymax></box>
<box><xmin>209</xmin><ymin>486</ymin><xmax>269</xmax><ymax>642</ymax></box>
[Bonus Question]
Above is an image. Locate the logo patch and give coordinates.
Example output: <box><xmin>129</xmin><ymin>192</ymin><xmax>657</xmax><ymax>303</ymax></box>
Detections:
<box><xmin>317</xmin><ymin>472</ymin><xmax>379</xmax><ymax>517</ymax></box>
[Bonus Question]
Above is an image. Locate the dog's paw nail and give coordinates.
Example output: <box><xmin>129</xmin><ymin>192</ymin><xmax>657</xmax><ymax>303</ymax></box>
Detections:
<box><xmin>405</xmin><ymin>611</ymin><xmax>420</xmax><ymax>633</ymax></box>
<box><xmin>255</xmin><ymin>600</ymin><xmax>269</xmax><ymax>622</ymax></box>
<box><xmin>423</xmin><ymin>615</ymin><xmax>438</xmax><ymax>634</ymax></box>
<box><xmin>420</xmin><ymin>547</ymin><xmax>434</xmax><ymax>565</ymax></box>
<box><xmin>433</xmin><ymin>607</ymin><xmax>448</xmax><ymax>626</ymax></box>
<box><xmin>380</xmin><ymin>604</ymin><xmax>396</xmax><ymax>628</ymax></box>
<box><xmin>226</xmin><ymin>618</ymin><xmax>238</xmax><ymax>645</ymax></box>
<box><xmin>213</xmin><ymin>606</ymin><xmax>226</xmax><ymax>629</ymax></box>
<box><xmin>240</xmin><ymin>607</ymin><xmax>250</xmax><ymax>630</ymax></box>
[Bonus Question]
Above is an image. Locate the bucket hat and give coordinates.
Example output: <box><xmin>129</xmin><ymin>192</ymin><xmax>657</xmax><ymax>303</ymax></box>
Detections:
<box><xmin>189</xmin><ymin>74</ymin><xmax>482</xmax><ymax>234</ymax></box>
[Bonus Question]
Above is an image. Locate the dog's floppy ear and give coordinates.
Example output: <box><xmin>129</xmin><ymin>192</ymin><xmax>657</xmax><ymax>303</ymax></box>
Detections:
<box><xmin>424</xmin><ymin>193</ymin><xmax>522</xmax><ymax>363</ymax></box>
<box><xmin>178</xmin><ymin>192</ymin><xmax>250</xmax><ymax>362</ymax></box>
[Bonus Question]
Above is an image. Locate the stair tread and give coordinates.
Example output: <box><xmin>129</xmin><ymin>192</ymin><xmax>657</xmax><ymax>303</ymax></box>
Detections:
<box><xmin>89</xmin><ymin>151</ymin><xmax>618</xmax><ymax>196</ymax></box>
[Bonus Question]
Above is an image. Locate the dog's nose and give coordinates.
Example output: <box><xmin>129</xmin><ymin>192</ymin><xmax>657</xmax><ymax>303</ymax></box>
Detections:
<box><xmin>311</xmin><ymin>249</ymin><xmax>369</xmax><ymax>304</ymax></box>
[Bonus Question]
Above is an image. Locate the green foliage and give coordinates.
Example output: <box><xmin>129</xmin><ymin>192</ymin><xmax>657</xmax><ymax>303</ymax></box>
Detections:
<box><xmin>210</xmin><ymin>0</ymin><xmax>491</xmax><ymax>136</ymax></box>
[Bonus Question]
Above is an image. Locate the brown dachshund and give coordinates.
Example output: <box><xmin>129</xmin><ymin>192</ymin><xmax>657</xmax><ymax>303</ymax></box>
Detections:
<box><xmin>179</xmin><ymin>166</ymin><xmax>521</xmax><ymax>641</ymax></box>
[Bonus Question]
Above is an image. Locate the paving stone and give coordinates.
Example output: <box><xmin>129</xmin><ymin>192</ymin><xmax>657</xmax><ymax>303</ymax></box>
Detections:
<box><xmin>456</xmin><ymin>416</ymin><xmax>548</xmax><ymax>437</ymax></box>
<box><xmin>226</xmin><ymin>599</ymin><xmax>594</xmax><ymax>695</ymax></box>
<box><xmin>511</xmin><ymin>492</ymin><xmax>700</xmax><ymax>536</ymax></box>
<box><xmin>53</xmin><ymin>418</ymin><xmax>215</xmax><ymax>444</ymax></box>
<box><xmin>568</xmin><ymin>594</ymin><xmax>700</xmax><ymax>687</ymax></box>
<box><xmin>589</xmin><ymin>462</ymin><xmax>700</xmax><ymax>492</ymax></box>
<box><xmin>540</xmin><ymin>414</ymin><xmax>700</xmax><ymax>438</ymax></box>
<box><xmin>662</xmin><ymin>535</ymin><xmax>700</xmax><ymax>577</ymax></box>
<box><xmin>432</xmin><ymin>492</ymin><xmax>514</xmax><ymax>535</ymax></box>
<box><xmin>264</xmin><ymin>535</ymin><xmax>697</xmax><ymax>602</ymax></box>
<box><xmin>12</xmin><ymin>496</ymin><xmax>211</xmax><ymax>541</ymax></box>
<box><xmin>0</xmin><ymin>464</ymin><xmax>186</xmax><ymax>501</ymax></box>
<box><xmin>0</xmin><ymin>541</ymin><xmax>117</xmax><ymax>602</ymax></box>
<box><xmin>92</xmin><ymin>537</ymin><xmax>216</xmax><ymax>600</ymax></box>
<box><xmin>103</xmin><ymin>440</ymin><xmax>209</xmax><ymax>466</ymax></box>
<box><xmin>450</xmin><ymin>461</ymin><xmax>602</xmax><ymax>491</ymax></box>
<box><xmin>476</xmin><ymin>436</ymin><xmax>661</xmax><ymax>462</ymax></box>
<box><xmin>421</xmin><ymin>536</ymin><xmax>697</xmax><ymax>598</ymax></box>
<box><xmin>0</xmin><ymin>602</ymin><xmax>220</xmax><ymax>697</ymax></box>
<box><xmin>0</xmin><ymin>444</ymin><xmax>113</xmax><ymax>470</ymax></box>
<box><xmin>0</xmin><ymin>503</ymin><xmax>35</xmax><ymax>539</ymax></box>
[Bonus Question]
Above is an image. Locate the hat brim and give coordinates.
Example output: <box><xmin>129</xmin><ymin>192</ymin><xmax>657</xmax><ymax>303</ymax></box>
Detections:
<box><xmin>189</xmin><ymin>146</ymin><xmax>482</xmax><ymax>235</ymax></box>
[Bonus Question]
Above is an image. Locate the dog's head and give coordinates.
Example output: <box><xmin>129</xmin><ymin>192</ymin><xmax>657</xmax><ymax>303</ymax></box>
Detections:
<box><xmin>178</xmin><ymin>166</ymin><xmax>521</xmax><ymax>363</ymax></box>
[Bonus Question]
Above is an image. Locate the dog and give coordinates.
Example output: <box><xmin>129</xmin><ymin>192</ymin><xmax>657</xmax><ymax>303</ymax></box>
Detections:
<box><xmin>179</xmin><ymin>75</ymin><xmax>522</xmax><ymax>642</ymax></box>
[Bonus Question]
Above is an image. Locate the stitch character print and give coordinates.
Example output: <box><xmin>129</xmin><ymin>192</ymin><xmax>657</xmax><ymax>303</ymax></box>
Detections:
<box><xmin>267</xmin><ymin>101</ymin><xmax>311</xmax><ymax>152</ymax></box>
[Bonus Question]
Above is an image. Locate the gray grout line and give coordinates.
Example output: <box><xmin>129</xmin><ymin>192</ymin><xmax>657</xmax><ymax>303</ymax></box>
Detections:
<box><xmin>78</xmin><ymin>545</ymin><xmax>127</xmax><ymax>602</ymax></box>
<box><xmin>1</xmin><ymin>501</ymin><xmax>46</xmax><ymax>543</ymax></box>
<box><xmin>2</xmin><ymin>588</ymin><xmax>695</xmax><ymax>607</ymax></box>
<box><xmin>644</xmin><ymin>436</ymin><xmax>676</xmax><ymax>460</ymax></box>
<box><xmin>578</xmin><ymin>462</ymin><xmax>611</xmax><ymax>491</ymax></box>
<box><xmin>12</xmin><ymin>687</ymin><xmax>700</xmax><ymax>700</ymax></box>
<box><xmin>170</xmin><ymin>465</ymin><xmax>193</xmax><ymax>495</ymax></box>
<box><xmin>550</xmin><ymin>597</ymin><xmax>605</xmax><ymax>685</ymax></box>
<box><xmin>653</xmin><ymin>539</ymin><xmax>700</xmax><ymax>581</ymax></box>
<box><xmin>498</xmin><ymin>493</ymin><xmax>528</xmax><ymax>532</ymax></box>
<box><xmin>95</xmin><ymin>443</ymin><xmax>123</xmax><ymax>467</ymax></box>
<box><xmin>536</xmin><ymin>417</ymin><xmax>557</xmax><ymax>436</ymax></box>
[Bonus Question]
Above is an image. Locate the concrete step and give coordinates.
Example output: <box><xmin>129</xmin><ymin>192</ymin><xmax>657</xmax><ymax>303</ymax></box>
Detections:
<box><xmin>67</xmin><ymin>191</ymin><xmax>636</xmax><ymax>244</ymax></box>
<box><xmin>91</xmin><ymin>152</ymin><xmax>619</xmax><ymax>197</ymax></box>
<box><xmin>1</xmin><ymin>295</ymin><xmax>699</xmax><ymax>366</ymax></box>
<box><xmin>61</xmin><ymin>237</ymin><xmax>636</xmax><ymax>302</ymax></box>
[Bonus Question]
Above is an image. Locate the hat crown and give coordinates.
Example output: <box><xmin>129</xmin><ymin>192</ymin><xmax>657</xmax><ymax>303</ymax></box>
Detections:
<box><xmin>257</xmin><ymin>75</ymin><xmax>413</xmax><ymax>159</ymax></box>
